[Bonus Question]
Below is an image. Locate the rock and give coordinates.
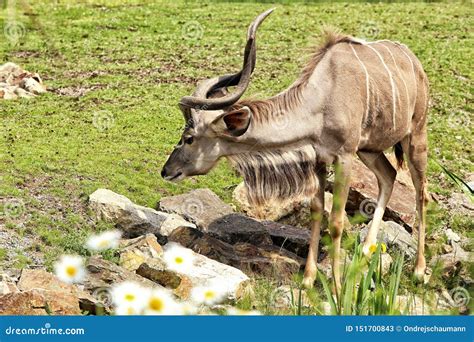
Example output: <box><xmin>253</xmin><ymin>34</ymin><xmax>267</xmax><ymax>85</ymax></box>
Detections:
<box><xmin>137</xmin><ymin>242</ymin><xmax>249</xmax><ymax>301</ymax></box>
<box><xmin>82</xmin><ymin>256</ymin><xmax>164</xmax><ymax>310</ymax></box>
<box><xmin>207</xmin><ymin>214</ymin><xmax>273</xmax><ymax>245</ymax></box>
<box><xmin>160</xmin><ymin>213</ymin><xmax>196</xmax><ymax>236</ymax></box>
<box><xmin>380</xmin><ymin>253</ymin><xmax>393</xmax><ymax>275</ymax></box>
<box><xmin>446</xmin><ymin>192</ymin><xmax>474</xmax><ymax>216</ymax></box>
<box><xmin>274</xmin><ymin>285</ymin><xmax>312</xmax><ymax>309</ymax></box>
<box><xmin>395</xmin><ymin>292</ymin><xmax>453</xmax><ymax>315</ymax></box>
<box><xmin>135</xmin><ymin>261</ymin><xmax>195</xmax><ymax>300</ymax></box>
<box><xmin>0</xmin><ymin>281</ymin><xmax>18</xmax><ymax>295</ymax></box>
<box><xmin>260</xmin><ymin>221</ymin><xmax>310</xmax><ymax>257</ymax></box>
<box><xmin>445</xmin><ymin>229</ymin><xmax>461</xmax><ymax>244</ymax></box>
<box><xmin>360</xmin><ymin>221</ymin><xmax>417</xmax><ymax>258</ymax></box>
<box><xmin>158</xmin><ymin>189</ymin><xmax>234</xmax><ymax>230</ymax></box>
<box><xmin>168</xmin><ymin>226</ymin><xmax>303</xmax><ymax>280</ymax></box>
<box><xmin>89</xmin><ymin>189</ymin><xmax>195</xmax><ymax>238</ymax></box>
<box><xmin>442</xmin><ymin>244</ymin><xmax>454</xmax><ymax>254</ymax></box>
<box><xmin>343</xmin><ymin>158</ymin><xmax>416</xmax><ymax>228</ymax></box>
<box><xmin>431</xmin><ymin>243</ymin><xmax>472</xmax><ymax>277</ymax></box>
<box><xmin>0</xmin><ymin>273</ymin><xmax>19</xmax><ymax>295</ymax></box>
<box><xmin>119</xmin><ymin>234</ymin><xmax>163</xmax><ymax>271</ymax></box>
<box><xmin>17</xmin><ymin>268</ymin><xmax>101</xmax><ymax>315</ymax></box>
<box><xmin>0</xmin><ymin>290</ymin><xmax>81</xmax><ymax>315</ymax></box>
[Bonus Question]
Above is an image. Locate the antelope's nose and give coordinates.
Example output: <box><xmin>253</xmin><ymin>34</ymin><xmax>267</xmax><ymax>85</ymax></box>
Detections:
<box><xmin>161</xmin><ymin>168</ymin><xmax>167</xmax><ymax>179</ymax></box>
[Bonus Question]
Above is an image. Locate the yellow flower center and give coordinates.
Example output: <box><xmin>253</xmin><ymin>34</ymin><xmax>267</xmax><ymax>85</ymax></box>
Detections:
<box><xmin>381</xmin><ymin>243</ymin><xmax>387</xmax><ymax>253</ymax></box>
<box><xmin>149</xmin><ymin>298</ymin><xmax>164</xmax><ymax>311</ymax></box>
<box><xmin>99</xmin><ymin>240</ymin><xmax>109</xmax><ymax>248</ymax></box>
<box><xmin>175</xmin><ymin>256</ymin><xmax>184</xmax><ymax>264</ymax></box>
<box><xmin>125</xmin><ymin>294</ymin><xmax>135</xmax><ymax>302</ymax></box>
<box><xmin>369</xmin><ymin>244</ymin><xmax>377</xmax><ymax>253</ymax></box>
<box><xmin>204</xmin><ymin>290</ymin><xmax>215</xmax><ymax>300</ymax></box>
<box><xmin>65</xmin><ymin>266</ymin><xmax>77</xmax><ymax>277</ymax></box>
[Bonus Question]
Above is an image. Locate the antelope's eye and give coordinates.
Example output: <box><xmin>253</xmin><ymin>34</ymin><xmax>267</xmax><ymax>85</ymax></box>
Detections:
<box><xmin>184</xmin><ymin>136</ymin><xmax>194</xmax><ymax>145</ymax></box>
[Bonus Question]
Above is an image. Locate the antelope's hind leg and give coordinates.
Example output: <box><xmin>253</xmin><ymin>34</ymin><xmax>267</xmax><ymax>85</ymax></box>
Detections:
<box><xmin>401</xmin><ymin>134</ymin><xmax>429</xmax><ymax>280</ymax></box>
<box><xmin>357</xmin><ymin>152</ymin><xmax>397</xmax><ymax>256</ymax></box>
<box><xmin>302</xmin><ymin>164</ymin><xmax>326</xmax><ymax>289</ymax></box>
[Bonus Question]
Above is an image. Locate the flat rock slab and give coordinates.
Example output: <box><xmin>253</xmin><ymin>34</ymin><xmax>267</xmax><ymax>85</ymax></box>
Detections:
<box><xmin>345</xmin><ymin>158</ymin><xmax>416</xmax><ymax>228</ymax></box>
<box><xmin>260</xmin><ymin>221</ymin><xmax>311</xmax><ymax>258</ymax></box>
<box><xmin>168</xmin><ymin>226</ymin><xmax>303</xmax><ymax>280</ymax></box>
<box><xmin>158</xmin><ymin>189</ymin><xmax>234</xmax><ymax>230</ymax></box>
<box><xmin>207</xmin><ymin>213</ymin><xmax>273</xmax><ymax>245</ymax></box>
<box><xmin>137</xmin><ymin>242</ymin><xmax>249</xmax><ymax>301</ymax></box>
<box><xmin>360</xmin><ymin>221</ymin><xmax>417</xmax><ymax>258</ymax></box>
<box><xmin>89</xmin><ymin>189</ymin><xmax>195</xmax><ymax>238</ymax></box>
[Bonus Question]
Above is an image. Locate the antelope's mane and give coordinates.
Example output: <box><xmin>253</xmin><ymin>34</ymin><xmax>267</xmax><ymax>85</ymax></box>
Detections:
<box><xmin>228</xmin><ymin>144</ymin><xmax>319</xmax><ymax>205</ymax></box>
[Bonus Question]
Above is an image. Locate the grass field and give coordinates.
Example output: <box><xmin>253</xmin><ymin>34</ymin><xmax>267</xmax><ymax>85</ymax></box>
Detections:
<box><xmin>0</xmin><ymin>1</ymin><xmax>472</xmax><ymax>313</ymax></box>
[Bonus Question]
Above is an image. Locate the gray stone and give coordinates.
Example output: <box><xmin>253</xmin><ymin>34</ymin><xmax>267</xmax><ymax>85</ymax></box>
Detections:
<box><xmin>158</xmin><ymin>189</ymin><xmax>234</xmax><ymax>230</ymax></box>
<box><xmin>445</xmin><ymin>228</ymin><xmax>461</xmax><ymax>244</ymax></box>
<box><xmin>360</xmin><ymin>221</ymin><xmax>417</xmax><ymax>258</ymax></box>
<box><xmin>89</xmin><ymin>189</ymin><xmax>195</xmax><ymax>238</ymax></box>
<box><xmin>274</xmin><ymin>285</ymin><xmax>312</xmax><ymax>309</ymax></box>
<box><xmin>430</xmin><ymin>243</ymin><xmax>472</xmax><ymax>277</ymax></box>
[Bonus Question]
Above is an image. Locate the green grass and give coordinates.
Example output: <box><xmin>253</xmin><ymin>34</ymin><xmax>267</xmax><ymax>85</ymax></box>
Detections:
<box><xmin>0</xmin><ymin>0</ymin><xmax>472</xmax><ymax>312</ymax></box>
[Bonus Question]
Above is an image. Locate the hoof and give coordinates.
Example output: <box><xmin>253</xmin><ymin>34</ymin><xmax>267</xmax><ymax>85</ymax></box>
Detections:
<box><xmin>413</xmin><ymin>266</ymin><xmax>427</xmax><ymax>283</ymax></box>
<box><xmin>302</xmin><ymin>276</ymin><xmax>315</xmax><ymax>289</ymax></box>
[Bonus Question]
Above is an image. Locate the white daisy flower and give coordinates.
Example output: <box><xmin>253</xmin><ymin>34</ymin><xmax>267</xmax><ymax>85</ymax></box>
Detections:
<box><xmin>114</xmin><ymin>304</ymin><xmax>140</xmax><ymax>316</ymax></box>
<box><xmin>86</xmin><ymin>230</ymin><xmax>122</xmax><ymax>251</ymax></box>
<box><xmin>191</xmin><ymin>281</ymin><xmax>228</xmax><ymax>306</ymax></box>
<box><xmin>226</xmin><ymin>307</ymin><xmax>262</xmax><ymax>316</ymax></box>
<box><xmin>163</xmin><ymin>243</ymin><xmax>194</xmax><ymax>273</ymax></box>
<box><xmin>54</xmin><ymin>255</ymin><xmax>86</xmax><ymax>284</ymax></box>
<box><xmin>178</xmin><ymin>301</ymin><xmax>198</xmax><ymax>315</ymax></box>
<box><xmin>143</xmin><ymin>288</ymin><xmax>179</xmax><ymax>315</ymax></box>
<box><xmin>111</xmin><ymin>281</ymin><xmax>148</xmax><ymax>311</ymax></box>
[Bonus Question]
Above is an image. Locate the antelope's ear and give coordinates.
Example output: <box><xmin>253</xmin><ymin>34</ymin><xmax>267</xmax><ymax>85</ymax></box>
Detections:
<box><xmin>211</xmin><ymin>106</ymin><xmax>252</xmax><ymax>137</ymax></box>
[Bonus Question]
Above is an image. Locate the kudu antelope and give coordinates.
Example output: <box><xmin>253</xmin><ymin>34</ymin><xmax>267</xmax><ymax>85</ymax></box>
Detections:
<box><xmin>162</xmin><ymin>9</ymin><xmax>429</xmax><ymax>289</ymax></box>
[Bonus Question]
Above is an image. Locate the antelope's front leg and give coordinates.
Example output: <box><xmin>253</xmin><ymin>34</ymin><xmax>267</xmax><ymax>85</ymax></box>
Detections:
<box><xmin>302</xmin><ymin>165</ymin><xmax>326</xmax><ymax>289</ymax></box>
<box><xmin>329</xmin><ymin>154</ymin><xmax>352</xmax><ymax>293</ymax></box>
